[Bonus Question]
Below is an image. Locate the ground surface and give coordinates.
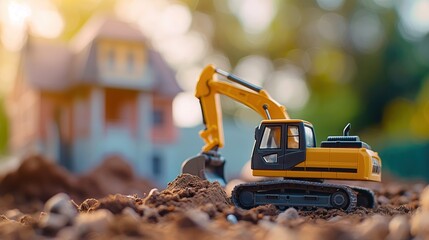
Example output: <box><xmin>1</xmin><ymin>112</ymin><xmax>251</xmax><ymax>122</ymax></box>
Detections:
<box><xmin>0</xmin><ymin>155</ymin><xmax>427</xmax><ymax>240</ymax></box>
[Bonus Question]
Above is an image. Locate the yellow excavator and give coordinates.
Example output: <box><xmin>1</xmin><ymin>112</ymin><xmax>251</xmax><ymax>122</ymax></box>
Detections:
<box><xmin>181</xmin><ymin>65</ymin><xmax>382</xmax><ymax>211</ymax></box>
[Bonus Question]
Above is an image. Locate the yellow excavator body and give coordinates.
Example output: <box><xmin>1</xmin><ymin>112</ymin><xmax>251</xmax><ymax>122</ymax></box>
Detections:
<box><xmin>253</xmin><ymin>147</ymin><xmax>381</xmax><ymax>181</ymax></box>
<box><xmin>181</xmin><ymin>65</ymin><xmax>382</xmax><ymax>210</ymax></box>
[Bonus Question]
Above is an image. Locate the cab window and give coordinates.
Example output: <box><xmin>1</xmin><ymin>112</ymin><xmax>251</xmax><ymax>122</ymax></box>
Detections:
<box><xmin>305</xmin><ymin>125</ymin><xmax>315</xmax><ymax>147</ymax></box>
<box><xmin>287</xmin><ymin>126</ymin><xmax>299</xmax><ymax>149</ymax></box>
<box><xmin>260</xmin><ymin>126</ymin><xmax>281</xmax><ymax>149</ymax></box>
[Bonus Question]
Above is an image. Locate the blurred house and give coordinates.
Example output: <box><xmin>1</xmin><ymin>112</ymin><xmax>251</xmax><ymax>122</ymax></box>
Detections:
<box><xmin>5</xmin><ymin>16</ymin><xmax>181</xmax><ymax>182</ymax></box>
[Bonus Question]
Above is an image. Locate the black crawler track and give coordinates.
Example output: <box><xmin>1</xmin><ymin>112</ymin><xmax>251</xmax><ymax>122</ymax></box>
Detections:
<box><xmin>232</xmin><ymin>179</ymin><xmax>360</xmax><ymax>211</ymax></box>
<box><xmin>351</xmin><ymin>186</ymin><xmax>376</xmax><ymax>208</ymax></box>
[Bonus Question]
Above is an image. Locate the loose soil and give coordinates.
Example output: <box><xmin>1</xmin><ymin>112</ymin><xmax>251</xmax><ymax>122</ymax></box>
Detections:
<box><xmin>0</xmin><ymin>155</ymin><xmax>426</xmax><ymax>239</ymax></box>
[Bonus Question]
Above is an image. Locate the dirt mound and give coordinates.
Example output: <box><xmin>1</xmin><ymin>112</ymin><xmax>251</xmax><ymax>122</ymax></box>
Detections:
<box><xmin>0</xmin><ymin>172</ymin><xmax>427</xmax><ymax>239</ymax></box>
<box><xmin>0</xmin><ymin>155</ymin><xmax>154</xmax><ymax>211</ymax></box>
<box><xmin>144</xmin><ymin>174</ymin><xmax>230</xmax><ymax>210</ymax></box>
<box><xmin>77</xmin><ymin>155</ymin><xmax>154</xmax><ymax>199</ymax></box>
<box><xmin>0</xmin><ymin>155</ymin><xmax>78</xmax><ymax>202</ymax></box>
<box><xmin>1</xmin><ymin>156</ymin><xmax>428</xmax><ymax>239</ymax></box>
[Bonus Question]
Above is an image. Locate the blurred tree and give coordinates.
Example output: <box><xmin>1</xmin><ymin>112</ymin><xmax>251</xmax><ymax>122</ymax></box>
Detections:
<box><xmin>52</xmin><ymin>0</ymin><xmax>116</xmax><ymax>41</ymax></box>
<box><xmin>187</xmin><ymin>0</ymin><xmax>429</xmax><ymax>146</ymax></box>
<box><xmin>0</xmin><ymin>97</ymin><xmax>8</xmax><ymax>155</ymax></box>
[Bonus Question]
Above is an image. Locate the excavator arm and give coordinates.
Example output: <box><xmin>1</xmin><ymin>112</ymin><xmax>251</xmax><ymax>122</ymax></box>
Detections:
<box><xmin>197</xmin><ymin>65</ymin><xmax>289</xmax><ymax>152</ymax></box>
<box><xmin>181</xmin><ymin>65</ymin><xmax>289</xmax><ymax>184</ymax></box>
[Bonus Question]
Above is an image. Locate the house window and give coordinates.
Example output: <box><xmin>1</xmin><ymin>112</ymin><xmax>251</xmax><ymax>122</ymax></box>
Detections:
<box><xmin>153</xmin><ymin>109</ymin><xmax>164</xmax><ymax>126</ymax></box>
<box><xmin>107</xmin><ymin>48</ymin><xmax>116</xmax><ymax>69</ymax></box>
<box><xmin>127</xmin><ymin>51</ymin><xmax>134</xmax><ymax>72</ymax></box>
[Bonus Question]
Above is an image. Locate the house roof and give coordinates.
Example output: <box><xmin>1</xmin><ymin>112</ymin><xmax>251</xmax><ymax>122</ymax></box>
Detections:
<box><xmin>70</xmin><ymin>15</ymin><xmax>147</xmax><ymax>52</ymax></box>
<box><xmin>148</xmin><ymin>50</ymin><xmax>182</xmax><ymax>97</ymax></box>
<box><xmin>19</xmin><ymin>15</ymin><xmax>181</xmax><ymax>97</ymax></box>
<box><xmin>23</xmin><ymin>39</ymin><xmax>73</xmax><ymax>91</ymax></box>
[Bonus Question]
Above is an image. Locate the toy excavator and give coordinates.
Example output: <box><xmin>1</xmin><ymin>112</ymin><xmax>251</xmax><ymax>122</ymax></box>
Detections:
<box><xmin>181</xmin><ymin>65</ymin><xmax>382</xmax><ymax>211</ymax></box>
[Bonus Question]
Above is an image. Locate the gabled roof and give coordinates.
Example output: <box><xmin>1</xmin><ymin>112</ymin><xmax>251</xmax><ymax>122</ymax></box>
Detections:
<box><xmin>148</xmin><ymin>50</ymin><xmax>182</xmax><ymax>97</ymax></box>
<box><xmin>18</xmin><ymin>15</ymin><xmax>181</xmax><ymax>97</ymax></box>
<box><xmin>23</xmin><ymin>38</ymin><xmax>73</xmax><ymax>91</ymax></box>
<box><xmin>70</xmin><ymin>15</ymin><xmax>147</xmax><ymax>52</ymax></box>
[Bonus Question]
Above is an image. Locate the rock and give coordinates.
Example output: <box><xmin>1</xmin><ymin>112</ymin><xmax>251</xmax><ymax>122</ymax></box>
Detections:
<box><xmin>122</xmin><ymin>207</ymin><xmax>140</xmax><ymax>220</ymax></box>
<box><xmin>327</xmin><ymin>216</ymin><xmax>343</xmax><ymax>223</ymax></box>
<box><xmin>39</xmin><ymin>193</ymin><xmax>77</xmax><ymax>233</ymax></box>
<box><xmin>378</xmin><ymin>195</ymin><xmax>390</xmax><ymax>205</ymax></box>
<box><xmin>265</xmin><ymin>225</ymin><xmax>297</xmax><ymax>240</ymax></box>
<box><xmin>276</xmin><ymin>208</ymin><xmax>299</xmax><ymax>224</ymax></box>
<box><xmin>420</xmin><ymin>185</ymin><xmax>429</xmax><ymax>211</ymax></box>
<box><xmin>139</xmin><ymin>206</ymin><xmax>161</xmax><ymax>223</ymax></box>
<box><xmin>355</xmin><ymin>214</ymin><xmax>389</xmax><ymax>240</ymax></box>
<box><xmin>386</xmin><ymin>215</ymin><xmax>410</xmax><ymax>240</ymax></box>
<box><xmin>44</xmin><ymin>193</ymin><xmax>77</xmax><ymax>219</ymax></box>
<box><xmin>258</xmin><ymin>219</ymin><xmax>276</xmax><ymax>230</ymax></box>
<box><xmin>75</xmin><ymin>209</ymin><xmax>114</xmax><ymax>236</ymax></box>
<box><xmin>298</xmin><ymin>224</ymin><xmax>350</xmax><ymax>240</ymax></box>
<box><xmin>39</xmin><ymin>213</ymin><xmax>70</xmax><ymax>233</ymax></box>
<box><xmin>4</xmin><ymin>209</ymin><xmax>24</xmax><ymax>221</ymax></box>
<box><xmin>0</xmin><ymin>219</ymin><xmax>36</xmax><ymax>239</ymax></box>
<box><xmin>176</xmin><ymin>209</ymin><xmax>210</xmax><ymax>229</ymax></box>
<box><xmin>56</xmin><ymin>227</ymin><xmax>77</xmax><ymax>240</ymax></box>
<box><xmin>410</xmin><ymin>210</ymin><xmax>429</xmax><ymax>237</ymax></box>
<box><xmin>226</xmin><ymin>214</ymin><xmax>238</xmax><ymax>224</ymax></box>
<box><xmin>0</xmin><ymin>215</ymin><xmax>9</xmax><ymax>222</ymax></box>
<box><xmin>19</xmin><ymin>215</ymin><xmax>36</xmax><ymax>226</ymax></box>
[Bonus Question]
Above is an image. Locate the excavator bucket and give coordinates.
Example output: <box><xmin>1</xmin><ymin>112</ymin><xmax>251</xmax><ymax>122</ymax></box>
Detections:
<box><xmin>181</xmin><ymin>152</ymin><xmax>226</xmax><ymax>186</ymax></box>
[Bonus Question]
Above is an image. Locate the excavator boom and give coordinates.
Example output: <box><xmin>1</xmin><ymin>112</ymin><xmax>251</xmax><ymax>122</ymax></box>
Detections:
<box><xmin>181</xmin><ymin>65</ymin><xmax>289</xmax><ymax>184</ymax></box>
<box><xmin>196</xmin><ymin>65</ymin><xmax>289</xmax><ymax>152</ymax></box>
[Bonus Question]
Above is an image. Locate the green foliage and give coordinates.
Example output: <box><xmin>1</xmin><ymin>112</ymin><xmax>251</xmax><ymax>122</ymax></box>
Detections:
<box><xmin>189</xmin><ymin>0</ymin><xmax>429</xmax><ymax>146</ymax></box>
<box><xmin>0</xmin><ymin>97</ymin><xmax>8</xmax><ymax>155</ymax></box>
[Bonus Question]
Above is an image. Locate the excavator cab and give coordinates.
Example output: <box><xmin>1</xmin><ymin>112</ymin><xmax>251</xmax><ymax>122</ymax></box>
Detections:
<box><xmin>251</xmin><ymin>120</ymin><xmax>315</xmax><ymax>172</ymax></box>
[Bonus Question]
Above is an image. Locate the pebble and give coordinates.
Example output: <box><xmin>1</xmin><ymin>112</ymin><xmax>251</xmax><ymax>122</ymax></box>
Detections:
<box><xmin>265</xmin><ymin>225</ymin><xmax>297</xmax><ymax>240</ymax></box>
<box><xmin>378</xmin><ymin>195</ymin><xmax>390</xmax><ymax>205</ymax></box>
<box><xmin>226</xmin><ymin>214</ymin><xmax>238</xmax><ymax>224</ymax></box>
<box><xmin>56</xmin><ymin>227</ymin><xmax>77</xmax><ymax>240</ymax></box>
<box><xmin>410</xmin><ymin>210</ymin><xmax>429</xmax><ymax>237</ymax></box>
<box><xmin>140</xmin><ymin>206</ymin><xmax>160</xmax><ymax>222</ymax></box>
<box><xmin>44</xmin><ymin>193</ymin><xmax>77</xmax><ymax>219</ymax></box>
<box><xmin>386</xmin><ymin>215</ymin><xmax>410</xmax><ymax>240</ymax></box>
<box><xmin>4</xmin><ymin>209</ymin><xmax>24</xmax><ymax>221</ymax></box>
<box><xmin>0</xmin><ymin>215</ymin><xmax>9</xmax><ymax>222</ymax></box>
<box><xmin>39</xmin><ymin>193</ymin><xmax>78</xmax><ymax>232</ymax></box>
<box><xmin>276</xmin><ymin>208</ymin><xmax>299</xmax><ymax>224</ymax></box>
<box><xmin>39</xmin><ymin>214</ymin><xmax>70</xmax><ymax>232</ymax></box>
<box><xmin>258</xmin><ymin>219</ymin><xmax>275</xmax><ymax>230</ymax></box>
<box><xmin>327</xmin><ymin>216</ymin><xmax>343</xmax><ymax>223</ymax></box>
<box><xmin>181</xmin><ymin>209</ymin><xmax>210</xmax><ymax>229</ymax></box>
<box><xmin>122</xmin><ymin>207</ymin><xmax>140</xmax><ymax>220</ymax></box>
<box><xmin>420</xmin><ymin>185</ymin><xmax>429</xmax><ymax>211</ymax></box>
<box><xmin>355</xmin><ymin>214</ymin><xmax>389</xmax><ymax>240</ymax></box>
<box><xmin>75</xmin><ymin>209</ymin><xmax>114</xmax><ymax>236</ymax></box>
